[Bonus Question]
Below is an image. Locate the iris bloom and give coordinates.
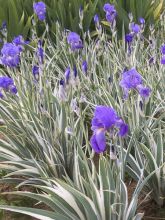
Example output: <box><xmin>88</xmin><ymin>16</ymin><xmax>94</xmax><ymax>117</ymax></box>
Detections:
<box><xmin>130</xmin><ymin>23</ymin><xmax>140</xmax><ymax>34</ymax></box>
<box><xmin>139</xmin><ymin>17</ymin><xmax>145</xmax><ymax>24</ymax></box>
<box><xmin>0</xmin><ymin>76</ymin><xmax>17</xmax><ymax>96</ymax></box>
<box><xmin>90</xmin><ymin>106</ymin><xmax>128</xmax><ymax>153</ymax></box>
<box><xmin>33</xmin><ymin>1</ymin><xmax>46</xmax><ymax>21</ymax></box>
<box><xmin>94</xmin><ymin>14</ymin><xmax>101</xmax><ymax>31</ymax></box>
<box><xmin>32</xmin><ymin>65</ymin><xmax>39</xmax><ymax>80</ymax></box>
<box><xmin>125</xmin><ymin>33</ymin><xmax>133</xmax><ymax>43</ymax></box>
<box><xmin>12</xmin><ymin>35</ymin><xmax>29</xmax><ymax>46</ymax></box>
<box><xmin>0</xmin><ymin>43</ymin><xmax>20</xmax><ymax>67</ymax></box>
<box><xmin>103</xmin><ymin>3</ymin><xmax>117</xmax><ymax>24</ymax></box>
<box><xmin>120</xmin><ymin>68</ymin><xmax>142</xmax><ymax>90</ymax></box>
<box><xmin>161</xmin><ymin>44</ymin><xmax>165</xmax><ymax>55</ymax></box>
<box><xmin>120</xmin><ymin>68</ymin><xmax>151</xmax><ymax>98</ymax></box>
<box><xmin>137</xmin><ymin>85</ymin><xmax>151</xmax><ymax>98</ymax></box>
<box><xmin>161</xmin><ymin>56</ymin><xmax>165</xmax><ymax>64</ymax></box>
<box><xmin>12</xmin><ymin>35</ymin><xmax>29</xmax><ymax>52</ymax></box>
<box><xmin>67</xmin><ymin>32</ymin><xmax>83</xmax><ymax>51</ymax></box>
<box><xmin>94</xmin><ymin>14</ymin><xmax>99</xmax><ymax>24</ymax></box>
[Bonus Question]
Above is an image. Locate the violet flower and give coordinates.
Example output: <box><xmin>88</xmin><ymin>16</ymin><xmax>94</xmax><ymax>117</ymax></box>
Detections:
<box><xmin>161</xmin><ymin>44</ymin><xmax>165</xmax><ymax>55</ymax></box>
<box><xmin>90</xmin><ymin>105</ymin><xmax>128</xmax><ymax>153</ymax></box>
<box><xmin>130</xmin><ymin>23</ymin><xmax>140</xmax><ymax>34</ymax></box>
<box><xmin>103</xmin><ymin>3</ymin><xmax>117</xmax><ymax>24</ymax></box>
<box><xmin>0</xmin><ymin>76</ymin><xmax>17</xmax><ymax>96</ymax></box>
<box><xmin>33</xmin><ymin>1</ymin><xmax>46</xmax><ymax>21</ymax></box>
<box><xmin>0</xmin><ymin>43</ymin><xmax>20</xmax><ymax>67</ymax></box>
<box><xmin>125</xmin><ymin>33</ymin><xmax>134</xmax><ymax>43</ymax></box>
<box><xmin>120</xmin><ymin>68</ymin><xmax>151</xmax><ymax>98</ymax></box>
<box><xmin>67</xmin><ymin>32</ymin><xmax>83</xmax><ymax>51</ymax></box>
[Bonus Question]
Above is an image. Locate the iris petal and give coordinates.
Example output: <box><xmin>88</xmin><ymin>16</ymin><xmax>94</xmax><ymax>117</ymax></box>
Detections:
<box><xmin>90</xmin><ymin>129</ymin><xmax>106</xmax><ymax>153</ymax></box>
<box><xmin>118</xmin><ymin>123</ymin><xmax>128</xmax><ymax>137</ymax></box>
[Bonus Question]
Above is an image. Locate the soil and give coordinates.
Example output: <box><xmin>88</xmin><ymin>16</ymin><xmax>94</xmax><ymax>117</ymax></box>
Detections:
<box><xmin>127</xmin><ymin>180</ymin><xmax>165</xmax><ymax>220</ymax></box>
<box><xmin>0</xmin><ymin>183</ymin><xmax>37</xmax><ymax>220</ymax></box>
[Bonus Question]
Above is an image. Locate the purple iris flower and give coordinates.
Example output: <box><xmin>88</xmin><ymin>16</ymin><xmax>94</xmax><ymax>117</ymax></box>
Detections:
<box><xmin>94</xmin><ymin>14</ymin><xmax>101</xmax><ymax>31</ymax></box>
<box><xmin>12</xmin><ymin>35</ymin><xmax>29</xmax><ymax>47</ymax></box>
<box><xmin>10</xmin><ymin>85</ymin><xmax>17</xmax><ymax>94</ymax></box>
<box><xmin>12</xmin><ymin>35</ymin><xmax>29</xmax><ymax>52</ymax></box>
<box><xmin>103</xmin><ymin>3</ymin><xmax>117</xmax><ymax>23</ymax></box>
<box><xmin>82</xmin><ymin>60</ymin><xmax>87</xmax><ymax>74</ymax></box>
<box><xmin>137</xmin><ymin>85</ymin><xmax>151</xmax><ymax>98</ymax></box>
<box><xmin>118</xmin><ymin>122</ymin><xmax>129</xmax><ymax>137</ymax></box>
<box><xmin>116</xmin><ymin>118</ymin><xmax>129</xmax><ymax>137</ymax></box>
<box><xmin>120</xmin><ymin>68</ymin><xmax>151</xmax><ymax>98</ymax></box>
<box><xmin>91</xmin><ymin>106</ymin><xmax>118</xmax><ymax>131</ymax></box>
<box><xmin>161</xmin><ymin>44</ymin><xmax>165</xmax><ymax>54</ymax></box>
<box><xmin>90</xmin><ymin>106</ymin><xmax>128</xmax><ymax>153</ymax></box>
<box><xmin>105</xmin><ymin>12</ymin><xmax>116</xmax><ymax>23</ymax></box>
<box><xmin>0</xmin><ymin>76</ymin><xmax>17</xmax><ymax>96</ymax></box>
<box><xmin>131</xmin><ymin>23</ymin><xmax>140</xmax><ymax>34</ymax></box>
<box><xmin>65</xmin><ymin>67</ymin><xmax>70</xmax><ymax>83</ymax></box>
<box><xmin>94</xmin><ymin>14</ymin><xmax>99</xmax><ymax>24</ymax></box>
<box><xmin>125</xmin><ymin>33</ymin><xmax>133</xmax><ymax>43</ymax></box>
<box><xmin>32</xmin><ymin>65</ymin><xmax>39</xmax><ymax>80</ymax></box>
<box><xmin>0</xmin><ymin>76</ymin><xmax>13</xmax><ymax>89</ymax></box>
<box><xmin>120</xmin><ymin>68</ymin><xmax>142</xmax><ymax>90</ymax></box>
<box><xmin>0</xmin><ymin>43</ymin><xmax>20</xmax><ymax>67</ymax></box>
<box><xmin>32</xmin><ymin>65</ymin><xmax>39</xmax><ymax>75</ymax></box>
<box><xmin>103</xmin><ymin>3</ymin><xmax>116</xmax><ymax>14</ymax></box>
<box><xmin>161</xmin><ymin>56</ymin><xmax>165</xmax><ymax>64</ymax></box>
<box><xmin>90</xmin><ymin>129</ymin><xmax>106</xmax><ymax>153</ymax></box>
<box><xmin>12</xmin><ymin>35</ymin><xmax>24</xmax><ymax>46</ymax></box>
<box><xmin>33</xmin><ymin>1</ymin><xmax>46</xmax><ymax>21</ymax></box>
<box><xmin>139</xmin><ymin>17</ymin><xmax>145</xmax><ymax>24</ymax></box>
<box><xmin>67</xmin><ymin>32</ymin><xmax>83</xmax><ymax>51</ymax></box>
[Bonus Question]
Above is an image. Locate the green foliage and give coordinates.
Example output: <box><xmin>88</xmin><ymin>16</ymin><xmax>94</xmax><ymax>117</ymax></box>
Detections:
<box><xmin>0</xmin><ymin>0</ymin><xmax>32</xmax><ymax>41</ymax></box>
<box><xmin>125</xmin><ymin>126</ymin><xmax>165</xmax><ymax>206</ymax></box>
<box><xmin>0</xmin><ymin>12</ymin><xmax>165</xmax><ymax>218</ymax></box>
<box><xmin>0</xmin><ymin>0</ymin><xmax>164</xmax><ymax>42</ymax></box>
<box><xmin>0</xmin><ymin>154</ymin><xmax>146</xmax><ymax>220</ymax></box>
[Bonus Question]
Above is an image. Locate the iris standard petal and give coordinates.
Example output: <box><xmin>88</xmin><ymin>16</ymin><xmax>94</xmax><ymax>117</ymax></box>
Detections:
<box><xmin>94</xmin><ymin>105</ymin><xmax>117</xmax><ymax>129</ymax></box>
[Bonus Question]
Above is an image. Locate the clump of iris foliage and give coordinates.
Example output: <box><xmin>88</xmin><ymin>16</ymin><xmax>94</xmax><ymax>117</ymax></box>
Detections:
<box><xmin>0</xmin><ymin>1</ymin><xmax>164</xmax><ymax>219</ymax></box>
